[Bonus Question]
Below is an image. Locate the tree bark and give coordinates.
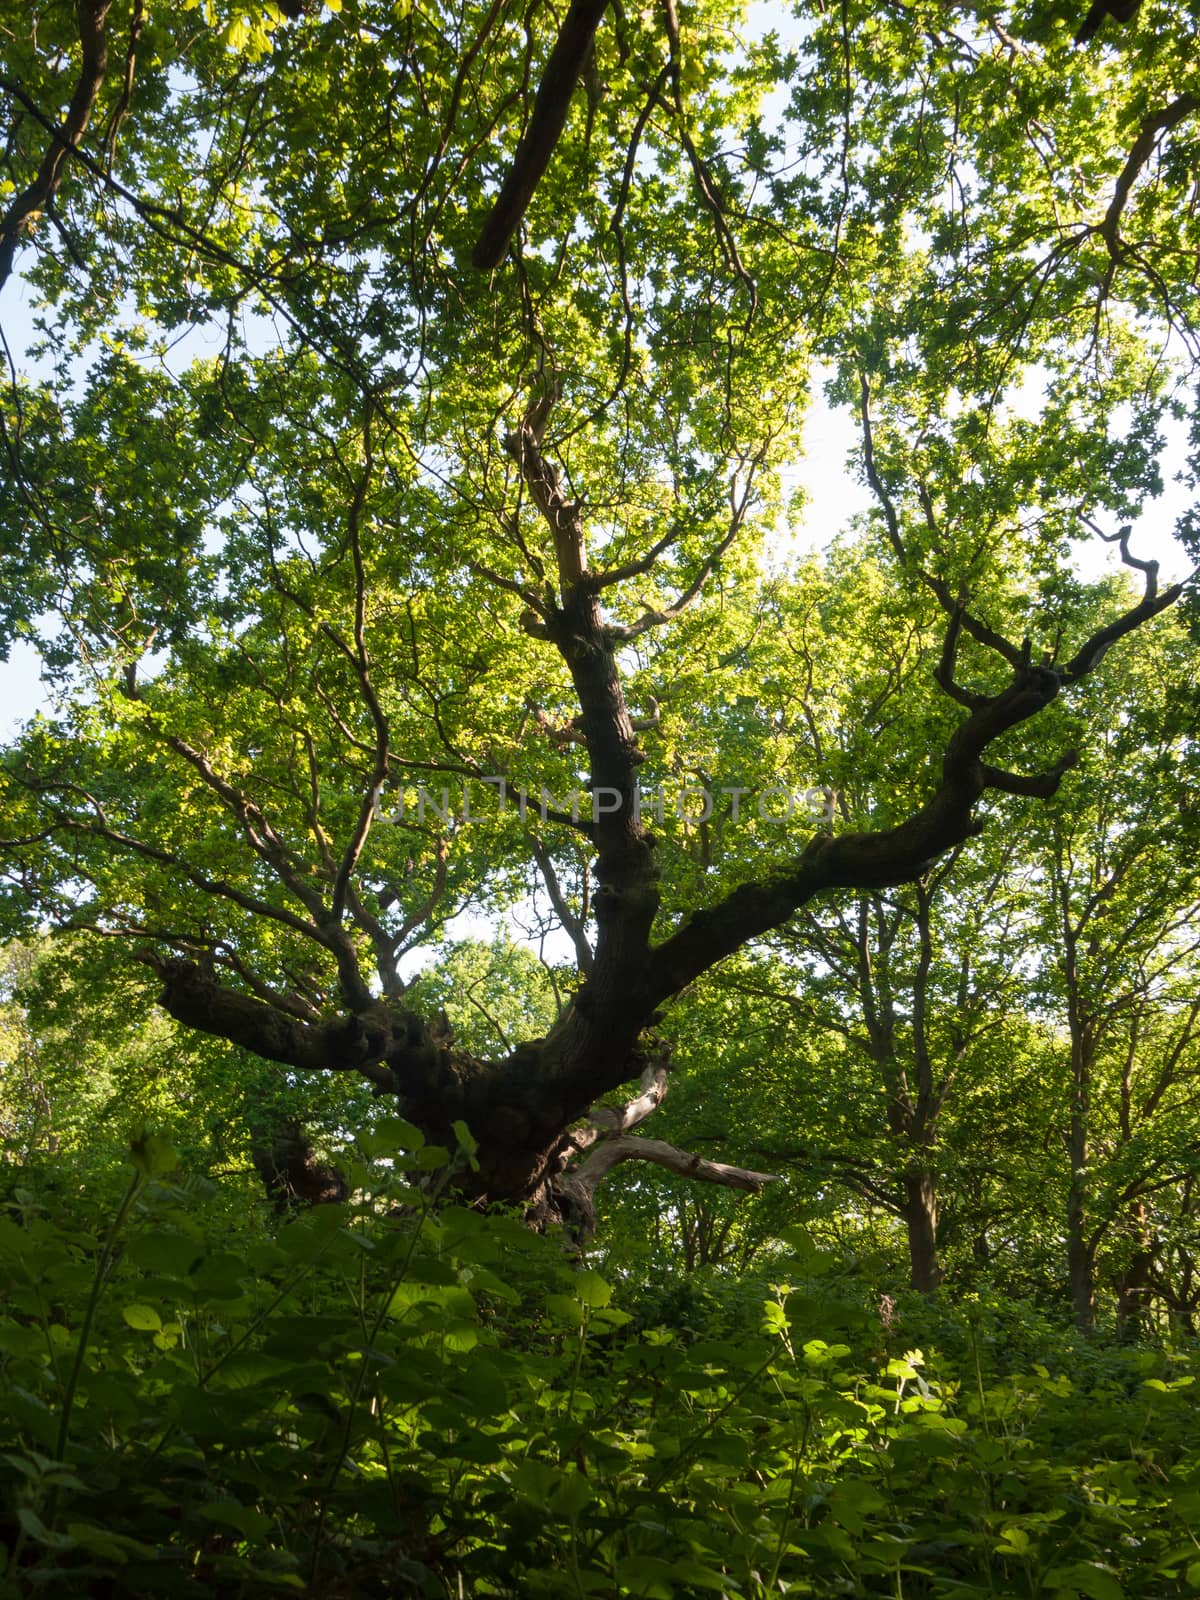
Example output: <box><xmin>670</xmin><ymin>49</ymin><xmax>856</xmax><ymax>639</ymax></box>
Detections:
<box><xmin>903</xmin><ymin>1168</ymin><xmax>943</xmax><ymax>1293</ymax></box>
<box><xmin>1066</xmin><ymin>1186</ymin><xmax>1096</xmax><ymax>1333</ymax></box>
<box><xmin>251</xmin><ymin>1120</ymin><xmax>349</xmax><ymax>1213</ymax></box>
<box><xmin>1065</xmin><ymin>1019</ymin><xmax>1095</xmax><ymax>1331</ymax></box>
<box><xmin>0</xmin><ymin>1</ymin><xmax>112</xmax><ymax>292</ymax></box>
<box><xmin>1054</xmin><ymin>824</ymin><xmax>1098</xmax><ymax>1335</ymax></box>
<box><xmin>471</xmin><ymin>0</ymin><xmax>611</xmax><ymax>268</ymax></box>
<box><xmin>1114</xmin><ymin>1240</ymin><xmax>1156</xmax><ymax>1342</ymax></box>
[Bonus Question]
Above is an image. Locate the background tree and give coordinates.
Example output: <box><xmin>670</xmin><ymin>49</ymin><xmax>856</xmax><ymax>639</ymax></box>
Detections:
<box><xmin>1030</xmin><ymin>619</ymin><xmax>1200</xmax><ymax>1330</ymax></box>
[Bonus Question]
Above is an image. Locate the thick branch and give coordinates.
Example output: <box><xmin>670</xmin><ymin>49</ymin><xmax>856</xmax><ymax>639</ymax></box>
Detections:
<box><xmin>145</xmin><ymin>956</ymin><xmax>463</xmax><ymax>1105</ymax></box>
<box><xmin>590</xmin><ymin>524</ymin><xmax>689</xmax><ymax>590</ymax></box>
<box><xmin>471</xmin><ymin>0</ymin><xmax>611</xmax><ymax>269</ymax></box>
<box><xmin>328</xmin><ymin>425</ymin><xmax>390</xmax><ymax>923</ymax></box>
<box><xmin>101</xmin><ymin>0</ymin><xmax>144</xmax><ymax>171</ymax></box>
<box><xmin>504</xmin><ymin>424</ymin><xmax>586</xmax><ymax>598</ymax></box>
<box><xmin>540</xmin><ymin>550</ymin><xmax>1179</xmax><ymax>1118</ymax></box>
<box><xmin>1075</xmin><ymin>0</ymin><xmax>1140</xmax><ymax>46</ymax></box>
<box><xmin>980</xmin><ymin>753</ymin><xmax>1080</xmax><ymax>797</ymax></box>
<box><xmin>148</xmin><ymin>957</ymin><xmax>383</xmax><ymax>1080</ymax></box>
<box><xmin>0</xmin><ymin>1</ymin><xmax>111</xmax><ymax>292</ymax></box>
<box><xmin>1101</xmin><ymin>92</ymin><xmax>1198</xmax><ymax>258</ymax></box>
<box><xmin>505</xmin><ymin>414</ymin><xmax>649</xmax><ymax>879</ymax></box>
<box><xmin>643</xmin><ymin>655</ymin><xmax>1109</xmax><ymax>1009</ymax></box>
<box><xmin>640</xmin><ymin>553</ymin><xmax>1179</xmax><ymax>1014</ymax></box>
<box><xmin>1062</xmin><ymin>578</ymin><xmax>1183</xmax><ymax>681</ymax></box>
<box><xmin>571</xmin><ymin>1134</ymin><xmax>780</xmax><ymax>1196</ymax></box>
<box><xmin>933</xmin><ymin>604</ymin><xmax>987</xmax><ymax>709</ymax></box>
<box><xmin>859</xmin><ymin>378</ymin><xmax>1026</xmax><ymax>671</ymax></box>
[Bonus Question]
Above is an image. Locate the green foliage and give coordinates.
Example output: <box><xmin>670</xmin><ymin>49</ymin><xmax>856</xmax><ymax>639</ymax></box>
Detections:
<box><xmin>2</xmin><ymin>0</ymin><xmax>1195</xmax><ymax>1019</ymax></box>
<box><xmin>2</xmin><ymin>1164</ymin><xmax>1198</xmax><ymax>1598</ymax></box>
<box><xmin>0</xmin><ymin>936</ymin><xmax>375</xmax><ymax>1205</ymax></box>
<box><xmin>404</xmin><ymin>937</ymin><xmax>560</xmax><ymax>1058</ymax></box>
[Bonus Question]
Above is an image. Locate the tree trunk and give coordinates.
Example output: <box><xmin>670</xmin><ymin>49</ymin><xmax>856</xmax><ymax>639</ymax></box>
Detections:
<box><xmin>140</xmin><ymin>571</ymin><xmax>1178</xmax><ymax>1224</ymax></box>
<box><xmin>1062</xmin><ymin>920</ymin><xmax>1095</xmax><ymax>1333</ymax></box>
<box><xmin>1066</xmin><ymin>1173</ymin><xmax>1095</xmax><ymax>1332</ymax></box>
<box><xmin>903</xmin><ymin>1168</ymin><xmax>943</xmax><ymax>1292</ymax></box>
<box><xmin>251</xmin><ymin>1120</ymin><xmax>349</xmax><ymax>1213</ymax></box>
<box><xmin>1115</xmin><ymin>1242</ymin><xmax>1156</xmax><ymax>1342</ymax></box>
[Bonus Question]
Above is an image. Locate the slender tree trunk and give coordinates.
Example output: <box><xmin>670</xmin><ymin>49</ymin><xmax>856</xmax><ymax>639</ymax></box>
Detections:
<box><xmin>1061</xmin><ymin>900</ymin><xmax>1095</xmax><ymax>1333</ymax></box>
<box><xmin>1065</xmin><ymin>1153</ymin><xmax>1095</xmax><ymax>1332</ymax></box>
<box><xmin>903</xmin><ymin>1168</ymin><xmax>943</xmax><ymax>1292</ymax></box>
<box><xmin>1176</xmin><ymin>1264</ymin><xmax>1198</xmax><ymax>1337</ymax></box>
<box><xmin>903</xmin><ymin>885</ymin><xmax>944</xmax><ymax>1294</ymax></box>
<box><xmin>1173</xmin><ymin>1183</ymin><xmax>1198</xmax><ymax>1336</ymax></box>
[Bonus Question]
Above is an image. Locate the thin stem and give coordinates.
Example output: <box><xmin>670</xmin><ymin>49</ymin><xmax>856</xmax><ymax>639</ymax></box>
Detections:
<box><xmin>55</xmin><ymin>1167</ymin><xmax>143</xmax><ymax>1462</ymax></box>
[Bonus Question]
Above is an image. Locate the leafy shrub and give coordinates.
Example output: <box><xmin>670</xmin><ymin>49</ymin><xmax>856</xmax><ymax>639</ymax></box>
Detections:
<box><xmin>1</xmin><ymin>1137</ymin><xmax>1197</xmax><ymax>1598</ymax></box>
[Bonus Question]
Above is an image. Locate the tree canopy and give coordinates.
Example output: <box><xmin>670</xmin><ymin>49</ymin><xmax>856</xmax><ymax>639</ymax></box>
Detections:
<box><xmin>1</xmin><ymin>0</ymin><xmax>1198</xmax><ymax>1230</ymax></box>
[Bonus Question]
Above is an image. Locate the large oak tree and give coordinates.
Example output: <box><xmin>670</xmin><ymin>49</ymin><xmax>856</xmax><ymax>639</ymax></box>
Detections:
<box><xmin>1</xmin><ymin>0</ymin><xmax>1196</xmax><ymax>1224</ymax></box>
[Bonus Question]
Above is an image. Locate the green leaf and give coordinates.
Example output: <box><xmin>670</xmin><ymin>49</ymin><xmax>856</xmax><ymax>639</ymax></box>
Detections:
<box><xmin>572</xmin><ymin>1270</ymin><xmax>611</xmax><ymax>1309</ymax></box>
<box><xmin>544</xmin><ymin>1294</ymin><xmax>587</xmax><ymax>1328</ymax></box>
<box><xmin>441</xmin><ymin>1321</ymin><xmax>479</xmax><ymax>1353</ymax></box>
<box><xmin>550</xmin><ymin>1471</ymin><xmax>596</xmax><ymax>1517</ymax></box>
<box><xmin>129</xmin><ymin>1130</ymin><xmax>178</xmax><ymax>1178</ymax></box>
<box><xmin>17</xmin><ymin>1508</ymin><xmax>75</xmax><ymax>1550</ymax></box>
<box><xmin>1044</xmin><ymin>1564</ymin><xmax>1124</xmax><ymax>1600</ymax></box>
<box><xmin>67</xmin><ymin>1523</ymin><xmax>156</xmax><ymax>1562</ymax></box>
<box><xmin>360</xmin><ymin>1115</ymin><xmax>425</xmax><ymax>1156</ymax></box>
<box><xmin>415</xmin><ymin>1145</ymin><xmax>450</xmax><ymax>1171</ymax></box>
<box><xmin>197</xmin><ymin>1500</ymin><xmax>275</xmax><ymax>1539</ymax></box>
<box><xmin>126</xmin><ymin>1230</ymin><xmax>197</xmax><ymax>1276</ymax></box>
<box><xmin>122</xmin><ymin>1303</ymin><xmax>163</xmax><ymax>1332</ymax></box>
<box><xmin>996</xmin><ymin>1525</ymin><xmax>1031</xmax><ymax>1556</ymax></box>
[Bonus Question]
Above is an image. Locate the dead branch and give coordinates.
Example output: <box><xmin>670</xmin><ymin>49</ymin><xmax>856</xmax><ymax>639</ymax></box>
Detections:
<box><xmin>585</xmin><ymin>1052</ymin><xmax>670</xmax><ymax>1134</ymax></box>
<box><xmin>572</xmin><ymin>1134</ymin><xmax>780</xmax><ymax>1195</ymax></box>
